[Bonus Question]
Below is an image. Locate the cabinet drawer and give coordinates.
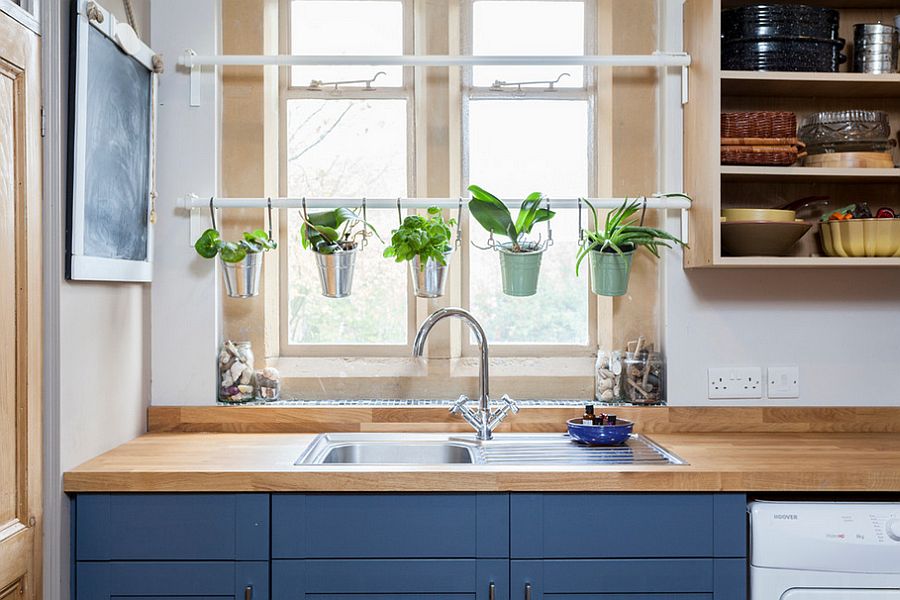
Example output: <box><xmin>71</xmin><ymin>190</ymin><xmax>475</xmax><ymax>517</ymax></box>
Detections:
<box><xmin>272</xmin><ymin>493</ymin><xmax>508</xmax><ymax>558</ymax></box>
<box><xmin>511</xmin><ymin>494</ymin><xmax>744</xmax><ymax>558</ymax></box>
<box><xmin>511</xmin><ymin>559</ymin><xmax>714</xmax><ymax>596</ymax></box>
<box><xmin>272</xmin><ymin>559</ymin><xmax>507</xmax><ymax>600</ymax></box>
<box><xmin>76</xmin><ymin>493</ymin><xmax>269</xmax><ymax>561</ymax></box>
<box><xmin>76</xmin><ymin>561</ymin><xmax>269</xmax><ymax>599</ymax></box>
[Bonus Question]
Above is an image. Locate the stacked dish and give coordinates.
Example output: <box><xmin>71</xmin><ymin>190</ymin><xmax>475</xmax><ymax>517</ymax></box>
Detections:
<box><xmin>721</xmin><ymin>208</ymin><xmax>812</xmax><ymax>256</ymax></box>
<box><xmin>799</xmin><ymin>110</ymin><xmax>896</xmax><ymax>168</ymax></box>
<box><xmin>721</xmin><ymin>5</ymin><xmax>845</xmax><ymax>72</ymax></box>
<box><xmin>853</xmin><ymin>23</ymin><xmax>899</xmax><ymax>74</ymax></box>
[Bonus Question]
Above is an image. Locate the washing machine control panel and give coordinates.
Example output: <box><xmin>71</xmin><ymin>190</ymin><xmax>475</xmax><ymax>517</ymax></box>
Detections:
<box><xmin>751</xmin><ymin>502</ymin><xmax>900</xmax><ymax>573</ymax></box>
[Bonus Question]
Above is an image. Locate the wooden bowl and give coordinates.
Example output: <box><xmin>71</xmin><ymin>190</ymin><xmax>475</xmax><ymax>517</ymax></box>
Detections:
<box><xmin>721</xmin><ymin>220</ymin><xmax>812</xmax><ymax>256</ymax></box>
<box><xmin>722</xmin><ymin>208</ymin><xmax>796</xmax><ymax>223</ymax></box>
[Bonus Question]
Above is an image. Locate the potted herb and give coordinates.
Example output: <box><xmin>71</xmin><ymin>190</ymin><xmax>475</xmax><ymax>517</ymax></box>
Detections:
<box><xmin>467</xmin><ymin>184</ymin><xmax>555</xmax><ymax>297</ymax></box>
<box><xmin>300</xmin><ymin>207</ymin><xmax>380</xmax><ymax>298</ymax></box>
<box><xmin>383</xmin><ymin>206</ymin><xmax>457</xmax><ymax>298</ymax></box>
<box><xmin>575</xmin><ymin>197</ymin><xmax>687</xmax><ymax>297</ymax></box>
<box><xmin>194</xmin><ymin>228</ymin><xmax>276</xmax><ymax>298</ymax></box>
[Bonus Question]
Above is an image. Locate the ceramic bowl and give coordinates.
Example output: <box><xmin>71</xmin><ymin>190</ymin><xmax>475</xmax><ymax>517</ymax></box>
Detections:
<box><xmin>722</xmin><ymin>208</ymin><xmax>796</xmax><ymax>223</ymax></box>
<box><xmin>721</xmin><ymin>220</ymin><xmax>812</xmax><ymax>256</ymax></box>
<box><xmin>566</xmin><ymin>418</ymin><xmax>634</xmax><ymax>446</ymax></box>
<box><xmin>820</xmin><ymin>218</ymin><xmax>900</xmax><ymax>257</ymax></box>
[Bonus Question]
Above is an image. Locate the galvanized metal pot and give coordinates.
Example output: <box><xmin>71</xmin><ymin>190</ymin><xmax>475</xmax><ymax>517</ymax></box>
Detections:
<box><xmin>410</xmin><ymin>250</ymin><xmax>453</xmax><ymax>298</ymax></box>
<box><xmin>498</xmin><ymin>243</ymin><xmax>544</xmax><ymax>297</ymax></box>
<box><xmin>314</xmin><ymin>245</ymin><xmax>358</xmax><ymax>298</ymax></box>
<box><xmin>220</xmin><ymin>253</ymin><xmax>262</xmax><ymax>298</ymax></box>
<box><xmin>589</xmin><ymin>249</ymin><xmax>635</xmax><ymax>297</ymax></box>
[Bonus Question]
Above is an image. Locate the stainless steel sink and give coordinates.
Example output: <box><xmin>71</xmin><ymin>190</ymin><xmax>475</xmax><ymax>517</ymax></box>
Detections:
<box><xmin>295</xmin><ymin>433</ymin><xmax>686</xmax><ymax>466</ymax></box>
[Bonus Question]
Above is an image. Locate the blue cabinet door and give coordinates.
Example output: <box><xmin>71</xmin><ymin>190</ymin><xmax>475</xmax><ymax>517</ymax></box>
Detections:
<box><xmin>272</xmin><ymin>559</ymin><xmax>508</xmax><ymax>600</ymax></box>
<box><xmin>76</xmin><ymin>561</ymin><xmax>269</xmax><ymax>599</ymax></box>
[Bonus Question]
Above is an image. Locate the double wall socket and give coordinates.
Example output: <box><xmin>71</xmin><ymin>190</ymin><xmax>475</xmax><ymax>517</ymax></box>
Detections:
<box><xmin>708</xmin><ymin>367</ymin><xmax>763</xmax><ymax>399</ymax></box>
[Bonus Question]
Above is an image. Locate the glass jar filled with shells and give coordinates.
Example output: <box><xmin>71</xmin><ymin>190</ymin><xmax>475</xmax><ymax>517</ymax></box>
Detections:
<box><xmin>594</xmin><ymin>349</ymin><xmax>623</xmax><ymax>404</ymax></box>
<box><xmin>218</xmin><ymin>340</ymin><xmax>256</xmax><ymax>403</ymax></box>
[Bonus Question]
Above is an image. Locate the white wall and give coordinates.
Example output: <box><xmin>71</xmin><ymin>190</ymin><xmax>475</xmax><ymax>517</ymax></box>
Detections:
<box><xmin>42</xmin><ymin>1</ymin><xmax>152</xmax><ymax>598</ymax></box>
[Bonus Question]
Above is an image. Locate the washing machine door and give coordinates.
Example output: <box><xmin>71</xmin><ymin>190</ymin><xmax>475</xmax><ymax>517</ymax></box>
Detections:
<box><xmin>783</xmin><ymin>589</ymin><xmax>900</xmax><ymax>599</ymax></box>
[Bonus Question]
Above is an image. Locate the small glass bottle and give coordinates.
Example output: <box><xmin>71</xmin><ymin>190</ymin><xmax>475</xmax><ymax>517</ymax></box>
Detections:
<box><xmin>582</xmin><ymin>404</ymin><xmax>596</xmax><ymax>425</ymax></box>
<box><xmin>255</xmin><ymin>367</ymin><xmax>282</xmax><ymax>402</ymax></box>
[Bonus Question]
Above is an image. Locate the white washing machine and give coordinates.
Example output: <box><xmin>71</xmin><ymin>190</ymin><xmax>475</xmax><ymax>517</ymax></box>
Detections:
<box><xmin>751</xmin><ymin>501</ymin><xmax>900</xmax><ymax>599</ymax></box>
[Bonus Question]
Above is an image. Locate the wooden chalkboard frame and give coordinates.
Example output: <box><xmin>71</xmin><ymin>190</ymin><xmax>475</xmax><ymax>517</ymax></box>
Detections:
<box><xmin>67</xmin><ymin>0</ymin><xmax>158</xmax><ymax>282</ymax></box>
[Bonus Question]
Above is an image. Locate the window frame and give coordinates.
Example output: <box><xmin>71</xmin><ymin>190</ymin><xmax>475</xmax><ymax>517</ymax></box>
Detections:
<box><xmin>459</xmin><ymin>0</ymin><xmax>599</xmax><ymax>358</ymax></box>
<box><xmin>277</xmin><ymin>0</ymin><xmax>418</xmax><ymax>358</ymax></box>
<box><xmin>275</xmin><ymin>0</ymin><xmax>604</xmax><ymax>364</ymax></box>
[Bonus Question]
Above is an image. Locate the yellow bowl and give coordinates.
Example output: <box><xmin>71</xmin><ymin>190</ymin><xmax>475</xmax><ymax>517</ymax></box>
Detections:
<box><xmin>722</xmin><ymin>208</ymin><xmax>796</xmax><ymax>223</ymax></box>
<box><xmin>820</xmin><ymin>218</ymin><xmax>900</xmax><ymax>257</ymax></box>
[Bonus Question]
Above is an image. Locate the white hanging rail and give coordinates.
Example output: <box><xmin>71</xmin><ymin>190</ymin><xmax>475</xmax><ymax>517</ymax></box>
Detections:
<box><xmin>179</xmin><ymin>51</ymin><xmax>692</xmax><ymax>105</ymax></box>
<box><xmin>178</xmin><ymin>51</ymin><xmax>691</xmax><ymax>68</ymax></box>
<box><xmin>181</xmin><ymin>195</ymin><xmax>692</xmax><ymax>211</ymax></box>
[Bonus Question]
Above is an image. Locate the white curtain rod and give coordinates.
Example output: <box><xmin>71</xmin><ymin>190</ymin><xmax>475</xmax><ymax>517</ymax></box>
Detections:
<box><xmin>182</xmin><ymin>195</ymin><xmax>692</xmax><ymax>211</ymax></box>
<box><xmin>178</xmin><ymin>52</ymin><xmax>691</xmax><ymax>68</ymax></box>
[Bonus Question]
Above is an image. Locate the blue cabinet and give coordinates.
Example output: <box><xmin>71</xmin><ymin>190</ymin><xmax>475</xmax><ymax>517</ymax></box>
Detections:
<box><xmin>74</xmin><ymin>494</ymin><xmax>270</xmax><ymax>600</ymax></box>
<box><xmin>72</xmin><ymin>492</ymin><xmax>746</xmax><ymax>600</ymax></box>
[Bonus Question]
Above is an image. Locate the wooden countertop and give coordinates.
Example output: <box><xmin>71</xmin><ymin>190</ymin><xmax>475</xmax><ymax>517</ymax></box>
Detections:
<box><xmin>63</xmin><ymin>431</ymin><xmax>900</xmax><ymax>492</ymax></box>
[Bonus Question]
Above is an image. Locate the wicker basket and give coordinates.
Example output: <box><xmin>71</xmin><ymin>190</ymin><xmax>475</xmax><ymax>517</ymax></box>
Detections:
<box><xmin>721</xmin><ymin>111</ymin><xmax>797</xmax><ymax>139</ymax></box>
<box><xmin>721</xmin><ymin>148</ymin><xmax>802</xmax><ymax>166</ymax></box>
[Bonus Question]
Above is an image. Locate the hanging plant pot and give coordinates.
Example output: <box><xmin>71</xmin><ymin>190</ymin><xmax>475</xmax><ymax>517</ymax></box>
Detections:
<box><xmin>314</xmin><ymin>243</ymin><xmax>358</xmax><ymax>298</ymax></box>
<box><xmin>589</xmin><ymin>248</ymin><xmax>635</xmax><ymax>297</ymax></box>
<box><xmin>498</xmin><ymin>242</ymin><xmax>545</xmax><ymax>297</ymax></box>
<box><xmin>410</xmin><ymin>250</ymin><xmax>453</xmax><ymax>298</ymax></box>
<box><xmin>220</xmin><ymin>252</ymin><xmax>263</xmax><ymax>298</ymax></box>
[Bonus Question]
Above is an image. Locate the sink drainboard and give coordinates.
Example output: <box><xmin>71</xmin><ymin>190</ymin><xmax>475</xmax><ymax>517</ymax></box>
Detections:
<box><xmin>476</xmin><ymin>434</ymin><xmax>686</xmax><ymax>465</ymax></box>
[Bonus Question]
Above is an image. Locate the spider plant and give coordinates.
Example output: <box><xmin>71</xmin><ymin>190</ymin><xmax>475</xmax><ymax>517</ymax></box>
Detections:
<box><xmin>575</xmin><ymin>196</ymin><xmax>688</xmax><ymax>275</ymax></box>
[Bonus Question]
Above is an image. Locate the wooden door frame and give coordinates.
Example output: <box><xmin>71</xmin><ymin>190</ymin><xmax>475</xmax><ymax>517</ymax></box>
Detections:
<box><xmin>0</xmin><ymin>7</ymin><xmax>42</xmax><ymax>600</ymax></box>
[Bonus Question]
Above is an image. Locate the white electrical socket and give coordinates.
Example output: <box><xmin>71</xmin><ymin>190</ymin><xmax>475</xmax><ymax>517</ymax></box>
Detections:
<box><xmin>768</xmin><ymin>366</ymin><xmax>800</xmax><ymax>399</ymax></box>
<box><xmin>708</xmin><ymin>367</ymin><xmax>763</xmax><ymax>399</ymax></box>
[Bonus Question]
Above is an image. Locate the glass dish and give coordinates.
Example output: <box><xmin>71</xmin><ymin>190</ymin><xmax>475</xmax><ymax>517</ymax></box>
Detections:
<box><xmin>799</xmin><ymin>110</ymin><xmax>892</xmax><ymax>147</ymax></box>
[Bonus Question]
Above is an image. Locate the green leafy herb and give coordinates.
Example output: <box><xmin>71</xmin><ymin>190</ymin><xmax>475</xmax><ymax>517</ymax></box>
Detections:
<box><xmin>467</xmin><ymin>184</ymin><xmax>555</xmax><ymax>252</ymax></box>
<box><xmin>575</xmin><ymin>195</ymin><xmax>689</xmax><ymax>276</ymax></box>
<box><xmin>193</xmin><ymin>228</ymin><xmax>277</xmax><ymax>263</ymax></box>
<box><xmin>383</xmin><ymin>206</ymin><xmax>456</xmax><ymax>267</ymax></box>
<box><xmin>299</xmin><ymin>207</ymin><xmax>382</xmax><ymax>255</ymax></box>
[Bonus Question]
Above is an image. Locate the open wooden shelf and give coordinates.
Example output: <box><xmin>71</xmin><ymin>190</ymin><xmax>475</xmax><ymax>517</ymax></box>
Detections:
<box><xmin>721</xmin><ymin>166</ymin><xmax>900</xmax><ymax>182</ymax></box>
<box><xmin>684</xmin><ymin>0</ymin><xmax>900</xmax><ymax>268</ymax></box>
<box><xmin>722</xmin><ymin>71</ymin><xmax>900</xmax><ymax>98</ymax></box>
<box><xmin>717</xmin><ymin>256</ymin><xmax>900</xmax><ymax>267</ymax></box>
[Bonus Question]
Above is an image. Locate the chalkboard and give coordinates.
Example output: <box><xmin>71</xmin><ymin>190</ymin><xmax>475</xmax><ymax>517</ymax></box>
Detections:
<box><xmin>67</xmin><ymin>0</ymin><xmax>157</xmax><ymax>282</ymax></box>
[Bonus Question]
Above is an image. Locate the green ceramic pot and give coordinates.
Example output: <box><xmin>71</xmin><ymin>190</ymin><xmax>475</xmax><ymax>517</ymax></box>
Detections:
<box><xmin>498</xmin><ymin>243</ymin><xmax>544</xmax><ymax>297</ymax></box>
<box><xmin>589</xmin><ymin>248</ymin><xmax>635</xmax><ymax>297</ymax></box>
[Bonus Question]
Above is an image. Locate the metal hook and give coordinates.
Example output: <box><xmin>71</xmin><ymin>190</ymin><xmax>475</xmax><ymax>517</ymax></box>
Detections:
<box><xmin>639</xmin><ymin>196</ymin><xmax>648</xmax><ymax>228</ymax></box>
<box><xmin>455</xmin><ymin>197</ymin><xmax>463</xmax><ymax>250</ymax></box>
<box><xmin>577</xmin><ymin>197</ymin><xmax>584</xmax><ymax>243</ymax></box>
<box><xmin>397</xmin><ymin>197</ymin><xmax>403</xmax><ymax>225</ymax></box>
<box><xmin>360</xmin><ymin>197</ymin><xmax>369</xmax><ymax>247</ymax></box>
<box><xmin>266</xmin><ymin>197</ymin><xmax>273</xmax><ymax>240</ymax></box>
<box><xmin>545</xmin><ymin>196</ymin><xmax>554</xmax><ymax>248</ymax></box>
<box><xmin>208</xmin><ymin>196</ymin><xmax>217</xmax><ymax>231</ymax></box>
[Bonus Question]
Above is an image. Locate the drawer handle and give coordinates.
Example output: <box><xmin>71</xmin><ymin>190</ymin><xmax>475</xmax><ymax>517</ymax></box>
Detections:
<box><xmin>525</xmin><ymin>582</ymin><xmax>532</xmax><ymax>600</ymax></box>
<box><xmin>244</xmin><ymin>585</ymin><xmax>253</xmax><ymax>600</ymax></box>
<box><xmin>489</xmin><ymin>581</ymin><xmax>495</xmax><ymax>600</ymax></box>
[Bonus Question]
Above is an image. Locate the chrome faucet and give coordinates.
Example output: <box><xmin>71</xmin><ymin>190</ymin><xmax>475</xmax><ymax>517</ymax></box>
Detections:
<box><xmin>413</xmin><ymin>307</ymin><xmax>518</xmax><ymax>440</ymax></box>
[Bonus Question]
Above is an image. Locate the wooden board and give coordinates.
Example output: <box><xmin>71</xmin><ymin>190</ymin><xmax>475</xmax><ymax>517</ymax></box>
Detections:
<box><xmin>149</xmin><ymin>405</ymin><xmax>900</xmax><ymax>434</ymax></box>
<box><xmin>62</xmin><ymin>431</ymin><xmax>900</xmax><ymax>492</ymax></box>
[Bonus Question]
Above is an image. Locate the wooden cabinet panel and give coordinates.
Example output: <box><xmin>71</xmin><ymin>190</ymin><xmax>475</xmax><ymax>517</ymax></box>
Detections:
<box><xmin>272</xmin><ymin>493</ymin><xmax>508</xmax><ymax>559</ymax></box>
<box><xmin>76</xmin><ymin>493</ymin><xmax>269</xmax><ymax>561</ymax></box>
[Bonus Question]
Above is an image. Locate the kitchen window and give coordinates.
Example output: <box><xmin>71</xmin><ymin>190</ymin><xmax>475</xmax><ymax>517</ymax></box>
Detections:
<box><xmin>277</xmin><ymin>0</ymin><xmax>601</xmax><ymax>372</ymax></box>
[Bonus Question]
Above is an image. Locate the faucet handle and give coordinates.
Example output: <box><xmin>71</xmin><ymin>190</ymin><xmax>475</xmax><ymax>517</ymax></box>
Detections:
<box><xmin>450</xmin><ymin>395</ymin><xmax>470</xmax><ymax>415</ymax></box>
<box><xmin>500</xmin><ymin>394</ymin><xmax>519</xmax><ymax>414</ymax></box>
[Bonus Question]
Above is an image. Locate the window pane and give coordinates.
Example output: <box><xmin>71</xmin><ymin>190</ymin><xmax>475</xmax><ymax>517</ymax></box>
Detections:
<box><xmin>468</xmin><ymin>99</ymin><xmax>589</xmax><ymax>345</ymax></box>
<box><xmin>472</xmin><ymin>1</ymin><xmax>584</xmax><ymax>87</ymax></box>
<box><xmin>286</xmin><ymin>99</ymin><xmax>408</xmax><ymax>345</ymax></box>
<box><xmin>291</xmin><ymin>0</ymin><xmax>404</xmax><ymax>87</ymax></box>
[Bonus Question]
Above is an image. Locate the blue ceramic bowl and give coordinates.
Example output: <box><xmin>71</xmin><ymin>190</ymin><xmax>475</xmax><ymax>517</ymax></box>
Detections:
<box><xmin>566</xmin><ymin>418</ymin><xmax>634</xmax><ymax>446</ymax></box>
